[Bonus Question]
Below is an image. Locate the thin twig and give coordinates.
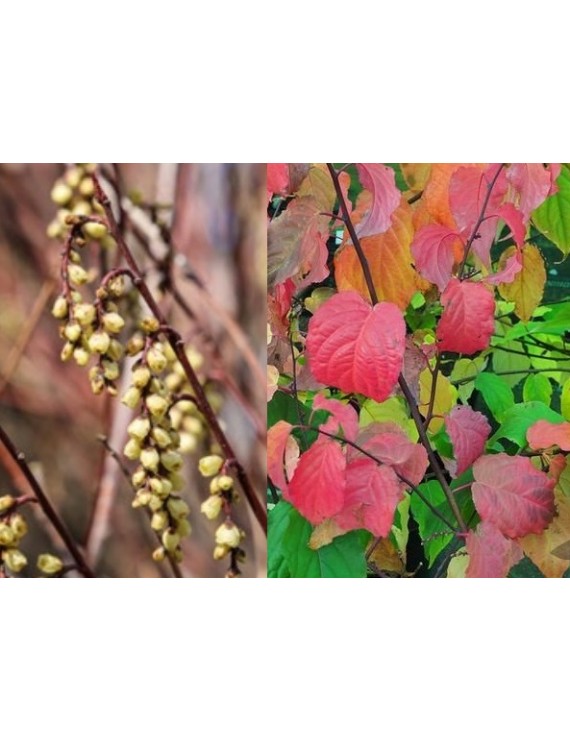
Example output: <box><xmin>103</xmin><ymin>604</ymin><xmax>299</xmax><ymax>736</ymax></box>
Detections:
<box><xmin>0</xmin><ymin>423</ymin><xmax>94</xmax><ymax>577</ymax></box>
<box><xmin>97</xmin><ymin>436</ymin><xmax>183</xmax><ymax>578</ymax></box>
<box><xmin>457</xmin><ymin>164</ymin><xmax>506</xmax><ymax>278</ymax></box>
<box><xmin>0</xmin><ymin>279</ymin><xmax>56</xmax><ymax>396</ymax></box>
<box><xmin>302</xmin><ymin>425</ymin><xmax>458</xmax><ymax>533</ymax></box>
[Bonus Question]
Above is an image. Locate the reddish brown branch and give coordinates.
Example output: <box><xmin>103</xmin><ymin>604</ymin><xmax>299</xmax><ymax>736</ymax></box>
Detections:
<box><xmin>93</xmin><ymin>175</ymin><xmax>267</xmax><ymax>534</ymax></box>
<box><xmin>326</xmin><ymin>163</ymin><xmax>467</xmax><ymax>533</ymax></box>
<box><xmin>0</xmin><ymin>423</ymin><xmax>94</xmax><ymax>577</ymax></box>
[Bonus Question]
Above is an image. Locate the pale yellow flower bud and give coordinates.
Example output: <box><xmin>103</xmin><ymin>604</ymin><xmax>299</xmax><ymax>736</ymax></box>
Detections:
<box><xmin>51</xmin><ymin>295</ymin><xmax>69</xmax><ymax>319</ymax></box>
<box><xmin>65</xmin><ymin>166</ymin><xmax>83</xmax><ymax>188</ymax></box>
<box><xmin>147</xmin><ymin>346</ymin><xmax>167</xmax><ymax>373</ymax></box>
<box><xmin>127</xmin><ymin>417</ymin><xmax>151</xmax><ymax>441</ymax></box>
<box><xmin>213</xmin><ymin>544</ymin><xmax>230</xmax><ymax>560</ymax></box>
<box><xmin>140</xmin><ymin>317</ymin><xmax>160</xmax><ymax>334</ymax></box>
<box><xmin>64</xmin><ymin>323</ymin><xmax>82</xmax><ymax>342</ymax></box>
<box><xmin>0</xmin><ymin>495</ymin><xmax>15</xmax><ymax>514</ymax></box>
<box><xmin>37</xmin><ymin>554</ymin><xmax>64</xmax><ymax>575</ymax></box>
<box><xmin>215</xmin><ymin>521</ymin><xmax>242</xmax><ymax>549</ymax></box>
<box><xmin>107</xmin><ymin>339</ymin><xmax>124</xmax><ymax>362</ymax></box>
<box><xmin>162</xmin><ymin>529</ymin><xmax>180</xmax><ymax>552</ymax></box>
<box><xmin>123</xmin><ymin>438</ymin><xmax>142</xmax><ymax>461</ymax></box>
<box><xmin>140</xmin><ymin>447</ymin><xmax>160</xmax><ymax>471</ymax></box>
<box><xmin>107</xmin><ymin>275</ymin><xmax>125</xmax><ymax>297</ymax></box>
<box><xmin>68</xmin><ymin>264</ymin><xmax>89</xmax><ymax>286</ymax></box>
<box><xmin>160</xmin><ymin>451</ymin><xmax>182</xmax><ymax>472</ymax></box>
<box><xmin>200</xmin><ymin>495</ymin><xmax>223</xmax><ymax>521</ymax></box>
<box><xmin>88</xmin><ymin>330</ymin><xmax>111</xmax><ymax>355</ymax></box>
<box><xmin>83</xmin><ymin>221</ymin><xmax>108</xmax><ymax>240</ymax></box>
<box><xmin>73</xmin><ymin>347</ymin><xmax>90</xmax><ymax>366</ymax></box>
<box><xmin>10</xmin><ymin>514</ymin><xmax>27</xmax><ymax>539</ymax></box>
<box><xmin>148</xmin><ymin>495</ymin><xmax>164</xmax><ymax>512</ymax></box>
<box><xmin>0</xmin><ymin>523</ymin><xmax>16</xmax><ymax>546</ymax></box>
<box><xmin>61</xmin><ymin>341</ymin><xmax>74</xmax><ymax>362</ymax></box>
<box><xmin>176</xmin><ymin>519</ymin><xmax>191</xmax><ymax>537</ymax></box>
<box><xmin>51</xmin><ymin>181</ymin><xmax>73</xmax><ymax>206</ymax></box>
<box><xmin>132</xmin><ymin>468</ymin><xmax>146</xmax><ymax>488</ymax></box>
<box><xmin>146</xmin><ymin>394</ymin><xmax>169</xmax><ymax>419</ymax></box>
<box><xmin>152</xmin><ymin>547</ymin><xmax>166</xmax><ymax>562</ymax></box>
<box><xmin>217</xmin><ymin>475</ymin><xmax>234</xmax><ymax>492</ymax></box>
<box><xmin>198</xmin><ymin>455</ymin><xmax>224</xmax><ymax>477</ymax></box>
<box><xmin>126</xmin><ymin>335</ymin><xmax>145</xmax><ymax>356</ymax></box>
<box><xmin>132</xmin><ymin>366</ymin><xmax>151</xmax><ymax>389</ymax></box>
<box><xmin>167</xmin><ymin>498</ymin><xmax>190</xmax><ymax>520</ymax></box>
<box><xmin>79</xmin><ymin>177</ymin><xmax>95</xmax><ymax>197</ymax></box>
<box><xmin>151</xmin><ymin>427</ymin><xmax>172</xmax><ymax>449</ymax></box>
<box><xmin>122</xmin><ymin>386</ymin><xmax>142</xmax><ymax>409</ymax></box>
<box><xmin>101</xmin><ymin>312</ymin><xmax>125</xmax><ymax>334</ymax></box>
<box><xmin>2</xmin><ymin>548</ymin><xmax>27</xmax><ymax>573</ymax></box>
<box><xmin>73</xmin><ymin>302</ymin><xmax>96</xmax><ymax>326</ymax></box>
<box><xmin>151</xmin><ymin>511</ymin><xmax>168</xmax><ymax>531</ymax></box>
<box><xmin>178</xmin><ymin>432</ymin><xmax>198</xmax><ymax>454</ymax></box>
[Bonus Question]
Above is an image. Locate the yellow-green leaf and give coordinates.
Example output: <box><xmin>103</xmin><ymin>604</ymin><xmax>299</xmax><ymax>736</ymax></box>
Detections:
<box><xmin>498</xmin><ymin>244</ymin><xmax>546</xmax><ymax>322</ymax></box>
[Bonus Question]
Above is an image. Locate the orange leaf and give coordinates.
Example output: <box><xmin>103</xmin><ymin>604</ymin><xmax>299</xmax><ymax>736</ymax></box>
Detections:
<box><xmin>521</xmin><ymin>483</ymin><xmax>570</xmax><ymax>578</ymax></box>
<box><xmin>335</xmin><ymin>200</ymin><xmax>428</xmax><ymax>309</ymax></box>
<box><xmin>422</xmin><ymin>164</ymin><xmax>464</xmax><ymax>229</ymax></box>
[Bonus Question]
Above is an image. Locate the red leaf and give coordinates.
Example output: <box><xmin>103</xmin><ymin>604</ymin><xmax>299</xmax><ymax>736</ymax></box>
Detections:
<box><xmin>312</xmin><ymin>394</ymin><xmax>359</xmax><ymax>442</ymax></box>
<box><xmin>449</xmin><ymin>165</ymin><xmax>507</xmax><ymax>266</ymax></box>
<box><xmin>267</xmin><ymin>421</ymin><xmax>299</xmax><ymax>496</ymax></box>
<box><xmin>496</xmin><ymin>203</ymin><xmax>526</xmax><ymax>247</ymax></box>
<box><xmin>357</xmin><ymin>424</ymin><xmax>428</xmax><ymax>486</ymax></box>
<box><xmin>465</xmin><ymin>521</ymin><xmax>523</xmax><ymax>578</ymax></box>
<box><xmin>472</xmin><ymin>453</ymin><xmax>556</xmax><ymax>538</ymax></box>
<box><xmin>482</xmin><ymin>249</ymin><xmax>522</xmax><ymax>286</ymax></box>
<box><xmin>507</xmin><ymin>163</ymin><xmax>560</xmax><ymax>222</ymax></box>
<box><xmin>267</xmin><ymin>163</ymin><xmax>290</xmax><ymax>200</ymax></box>
<box><xmin>410</xmin><ymin>224</ymin><xmax>459</xmax><ymax>291</ymax></box>
<box><xmin>306</xmin><ymin>291</ymin><xmax>406</xmax><ymax>403</ymax></box>
<box><xmin>334</xmin><ymin>458</ymin><xmax>403</xmax><ymax>537</ymax></box>
<box><xmin>527</xmin><ymin>420</ymin><xmax>570</xmax><ymax>451</ymax></box>
<box><xmin>444</xmin><ymin>405</ymin><xmax>491</xmax><ymax>476</ymax></box>
<box><xmin>355</xmin><ymin>164</ymin><xmax>401</xmax><ymax>237</ymax></box>
<box><xmin>286</xmin><ymin>439</ymin><xmax>346</xmax><ymax>524</ymax></box>
<box><xmin>436</xmin><ymin>278</ymin><xmax>495</xmax><ymax>355</ymax></box>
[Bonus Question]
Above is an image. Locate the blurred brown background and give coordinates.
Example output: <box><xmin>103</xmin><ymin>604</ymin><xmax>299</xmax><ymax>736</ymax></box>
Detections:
<box><xmin>0</xmin><ymin>163</ymin><xmax>266</xmax><ymax>577</ymax></box>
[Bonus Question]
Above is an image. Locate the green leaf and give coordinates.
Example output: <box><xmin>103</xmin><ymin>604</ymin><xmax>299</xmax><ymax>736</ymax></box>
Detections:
<box><xmin>533</xmin><ymin>164</ymin><xmax>570</xmax><ymax>258</ymax></box>
<box><xmin>488</xmin><ymin>401</ymin><xmax>564</xmax><ymax>449</ymax></box>
<box><xmin>268</xmin><ymin>390</ymin><xmax>308</xmax><ymax>428</ymax></box>
<box><xmin>562</xmin><ymin>378</ymin><xmax>570</xmax><ymax>421</ymax></box>
<box><xmin>277</xmin><ymin>504</ymin><xmax>368</xmax><ymax>578</ymax></box>
<box><xmin>450</xmin><ymin>356</ymin><xmax>487</xmax><ymax>404</ymax></box>
<box><xmin>508</xmin><ymin>556</ymin><xmax>545</xmax><ymax>578</ymax></box>
<box><xmin>359</xmin><ymin>396</ymin><xmax>418</xmax><ymax>441</ymax></box>
<box><xmin>267</xmin><ymin>501</ymin><xmax>294</xmax><ymax>578</ymax></box>
<box><xmin>410</xmin><ymin>482</ymin><xmax>455</xmax><ymax>567</ymax></box>
<box><xmin>474</xmin><ymin>372</ymin><xmax>515</xmax><ymax>423</ymax></box>
<box><xmin>523</xmin><ymin>374</ymin><xmax>552</xmax><ymax>406</ymax></box>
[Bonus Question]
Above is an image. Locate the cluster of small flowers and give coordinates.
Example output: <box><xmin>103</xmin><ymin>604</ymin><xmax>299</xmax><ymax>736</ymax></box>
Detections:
<box><xmin>47</xmin><ymin>163</ymin><xmax>116</xmax><ymax>248</ymax></box>
<box><xmin>0</xmin><ymin>495</ymin><xmax>63</xmax><ymax>577</ymax></box>
<box><xmin>53</xmin><ymin>274</ymin><xmax>127</xmax><ymax>395</ymax></box>
<box><xmin>198</xmin><ymin>454</ymin><xmax>245</xmax><ymax>567</ymax></box>
<box><xmin>120</xmin><ymin>323</ymin><xmax>193</xmax><ymax>563</ymax></box>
